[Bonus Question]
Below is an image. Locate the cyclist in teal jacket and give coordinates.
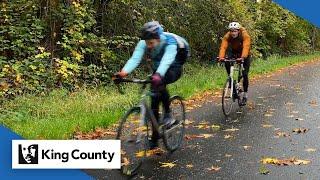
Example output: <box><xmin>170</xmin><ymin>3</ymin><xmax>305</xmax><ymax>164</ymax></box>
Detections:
<box><xmin>115</xmin><ymin>21</ymin><xmax>190</xmax><ymax>149</ymax></box>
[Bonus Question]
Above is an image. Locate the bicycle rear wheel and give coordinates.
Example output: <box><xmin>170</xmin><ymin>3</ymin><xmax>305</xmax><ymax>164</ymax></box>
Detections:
<box><xmin>116</xmin><ymin>107</ymin><xmax>147</xmax><ymax>176</ymax></box>
<box><xmin>163</xmin><ymin>96</ymin><xmax>186</xmax><ymax>152</ymax></box>
<box><xmin>222</xmin><ymin>78</ymin><xmax>234</xmax><ymax>116</ymax></box>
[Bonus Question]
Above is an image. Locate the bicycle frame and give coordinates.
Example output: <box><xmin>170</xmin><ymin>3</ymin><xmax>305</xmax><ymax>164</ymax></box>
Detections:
<box><xmin>224</xmin><ymin>59</ymin><xmax>244</xmax><ymax>99</ymax></box>
<box><xmin>115</xmin><ymin>78</ymin><xmax>163</xmax><ymax>137</ymax></box>
<box><xmin>137</xmin><ymin>86</ymin><xmax>162</xmax><ymax>136</ymax></box>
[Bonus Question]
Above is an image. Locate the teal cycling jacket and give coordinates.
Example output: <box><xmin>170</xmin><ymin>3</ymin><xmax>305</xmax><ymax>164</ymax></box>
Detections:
<box><xmin>122</xmin><ymin>32</ymin><xmax>190</xmax><ymax>77</ymax></box>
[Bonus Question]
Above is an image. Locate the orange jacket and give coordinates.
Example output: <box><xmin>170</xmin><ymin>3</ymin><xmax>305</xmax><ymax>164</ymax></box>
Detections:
<box><xmin>219</xmin><ymin>27</ymin><xmax>251</xmax><ymax>59</ymax></box>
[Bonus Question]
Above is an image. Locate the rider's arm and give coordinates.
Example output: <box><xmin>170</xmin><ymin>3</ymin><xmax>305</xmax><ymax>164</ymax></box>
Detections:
<box><xmin>219</xmin><ymin>32</ymin><xmax>230</xmax><ymax>59</ymax></box>
<box><xmin>122</xmin><ymin>40</ymin><xmax>146</xmax><ymax>74</ymax></box>
<box><xmin>241</xmin><ymin>30</ymin><xmax>251</xmax><ymax>58</ymax></box>
<box><xmin>156</xmin><ymin>44</ymin><xmax>178</xmax><ymax>77</ymax></box>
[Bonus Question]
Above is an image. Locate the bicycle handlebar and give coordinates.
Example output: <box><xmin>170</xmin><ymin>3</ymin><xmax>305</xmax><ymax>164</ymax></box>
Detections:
<box><xmin>112</xmin><ymin>75</ymin><xmax>152</xmax><ymax>94</ymax></box>
<box><xmin>216</xmin><ymin>57</ymin><xmax>244</xmax><ymax>63</ymax></box>
<box><xmin>113</xmin><ymin>77</ymin><xmax>152</xmax><ymax>84</ymax></box>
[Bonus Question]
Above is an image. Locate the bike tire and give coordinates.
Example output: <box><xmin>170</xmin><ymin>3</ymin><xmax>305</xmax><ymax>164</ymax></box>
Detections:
<box><xmin>163</xmin><ymin>96</ymin><xmax>186</xmax><ymax>152</ymax></box>
<box><xmin>117</xmin><ymin>106</ymin><xmax>147</xmax><ymax>176</ymax></box>
<box><xmin>222</xmin><ymin>78</ymin><xmax>234</xmax><ymax>116</ymax></box>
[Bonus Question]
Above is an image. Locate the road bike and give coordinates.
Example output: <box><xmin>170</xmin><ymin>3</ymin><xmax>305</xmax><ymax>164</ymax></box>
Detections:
<box><xmin>220</xmin><ymin>58</ymin><xmax>245</xmax><ymax>117</ymax></box>
<box><xmin>112</xmin><ymin>76</ymin><xmax>185</xmax><ymax>176</ymax></box>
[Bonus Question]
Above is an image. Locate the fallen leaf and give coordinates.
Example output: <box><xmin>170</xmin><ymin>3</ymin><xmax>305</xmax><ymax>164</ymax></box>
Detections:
<box><xmin>160</xmin><ymin>162</ymin><xmax>176</xmax><ymax>168</ymax></box>
<box><xmin>261</xmin><ymin>157</ymin><xmax>310</xmax><ymax>166</ymax></box>
<box><xmin>122</xmin><ymin>157</ymin><xmax>130</xmax><ymax>166</ymax></box>
<box><xmin>211</xmin><ymin>124</ymin><xmax>221</xmax><ymax>130</ymax></box>
<box><xmin>193</xmin><ymin>124</ymin><xmax>210</xmax><ymax>129</ymax></box>
<box><xmin>243</xmin><ymin>145</ymin><xmax>252</xmax><ymax>150</ymax></box>
<box><xmin>185</xmin><ymin>119</ymin><xmax>195</xmax><ymax>125</ymax></box>
<box><xmin>185</xmin><ymin>134</ymin><xmax>213</xmax><ymax>140</ymax></box>
<box><xmin>225</xmin><ymin>154</ymin><xmax>232</xmax><ymax>158</ymax></box>
<box><xmin>201</xmin><ymin>134</ymin><xmax>214</xmax><ymax>138</ymax></box>
<box><xmin>261</xmin><ymin>158</ymin><xmax>280</xmax><ymax>165</ymax></box>
<box><xmin>186</xmin><ymin>164</ymin><xmax>194</xmax><ymax>168</ymax></box>
<box><xmin>223</xmin><ymin>128</ymin><xmax>239</xmax><ymax>132</ymax></box>
<box><xmin>199</xmin><ymin>121</ymin><xmax>210</xmax><ymax>125</ymax></box>
<box><xmin>309</xmin><ymin>100</ymin><xmax>318</xmax><ymax>107</ymax></box>
<box><xmin>224</xmin><ymin>134</ymin><xmax>233</xmax><ymax>139</ymax></box>
<box><xmin>259</xmin><ymin>165</ymin><xmax>270</xmax><ymax>175</ymax></box>
<box><xmin>262</xmin><ymin>124</ymin><xmax>273</xmax><ymax>128</ymax></box>
<box><xmin>292</xmin><ymin>128</ymin><xmax>309</xmax><ymax>134</ymax></box>
<box><xmin>264</xmin><ymin>113</ymin><xmax>273</xmax><ymax>117</ymax></box>
<box><xmin>305</xmin><ymin>148</ymin><xmax>316</xmax><ymax>152</ymax></box>
<box><xmin>207</xmin><ymin>166</ymin><xmax>221</xmax><ymax>172</ymax></box>
<box><xmin>275</xmin><ymin>132</ymin><xmax>290</xmax><ymax>138</ymax></box>
<box><xmin>285</xmin><ymin>102</ymin><xmax>294</xmax><ymax>106</ymax></box>
<box><xmin>293</xmin><ymin>159</ymin><xmax>311</xmax><ymax>165</ymax></box>
<box><xmin>136</xmin><ymin>148</ymin><xmax>165</xmax><ymax>157</ymax></box>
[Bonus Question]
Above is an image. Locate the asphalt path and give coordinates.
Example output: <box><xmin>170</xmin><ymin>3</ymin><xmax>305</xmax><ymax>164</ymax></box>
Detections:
<box><xmin>85</xmin><ymin>60</ymin><xmax>320</xmax><ymax>179</ymax></box>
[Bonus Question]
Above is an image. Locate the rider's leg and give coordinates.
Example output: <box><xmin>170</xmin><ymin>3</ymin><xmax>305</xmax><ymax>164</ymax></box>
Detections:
<box><xmin>242</xmin><ymin>56</ymin><xmax>251</xmax><ymax>105</ymax></box>
<box><xmin>160</xmin><ymin>48</ymin><xmax>186</xmax><ymax>125</ymax></box>
<box><xmin>242</xmin><ymin>56</ymin><xmax>251</xmax><ymax>94</ymax></box>
<box><xmin>161</xmin><ymin>67</ymin><xmax>182</xmax><ymax>113</ymax></box>
<box><xmin>150</xmin><ymin>90</ymin><xmax>161</xmax><ymax>147</ymax></box>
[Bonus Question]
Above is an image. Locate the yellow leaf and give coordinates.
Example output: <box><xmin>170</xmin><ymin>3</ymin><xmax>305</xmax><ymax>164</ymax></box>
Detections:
<box><xmin>135</xmin><ymin>150</ymin><xmax>145</xmax><ymax>158</ymax></box>
<box><xmin>186</xmin><ymin>164</ymin><xmax>194</xmax><ymax>168</ymax></box>
<box><xmin>185</xmin><ymin>119</ymin><xmax>194</xmax><ymax>125</ymax></box>
<box><xmin>122</xmin><ymin>157</ymin><xmax>130</xmax><ymax>166</ymax></box>
<box><xmin>264</xmin><ymin>113</ymin><xmax>273</xmax><ymax>117</ymax></box>
<box><xmin>223</xmin><ymin>128</ymin><xmax>239</xmax><ymax>132</ymax></box>
<box><xmin>136</xmin><ymin>148</ymin><xmax>165</xmax><ymax>157</ymax></box>
<box><xmin>194</xmin><ymin>124</ymin><xmax>210</xmax><ymax>129</ymax></box>
<box><xmin>201</xmin><ymin>134</ymin><xmax>213</xmax><ymax>138</ymax></box>
<box><xmin>261</xmin><ymin>158</ymin><xmax>279</xmax><ymax>164</ymax></box>
<box><xmin>262</xmin><ymin>124</ymin><xmax>273</xmax><ymax>128</ymax></box>
<box><xmin>207</xmin><ymin>166</ymin><xmax>221</xmax><ymax>172</ymax></box>
<box><xmin>275</xmin><ymin>132</ymin><xmax>290</xmax><ymax>138</ymax></box>
<box><xmin>211</xmin><ymin>124</ymin><xmax>221</xmax><ymax>130</ymax></box>
<box><xmin>160</xmin><ymin>162</ymin><xmax>176</xmax><ymax>168</ymax></box>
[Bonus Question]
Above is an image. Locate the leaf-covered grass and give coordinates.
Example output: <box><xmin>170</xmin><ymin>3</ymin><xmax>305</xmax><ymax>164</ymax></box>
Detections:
<box><xmin>1</xmin><ymin>52</ymin><xmax>320</xmax><ymax>139</ymax></box>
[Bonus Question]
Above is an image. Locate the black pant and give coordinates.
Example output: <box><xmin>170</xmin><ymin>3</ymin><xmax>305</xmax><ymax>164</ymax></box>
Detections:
<box><xmin>150</xmin><ymin>48</ymin><xmax>187</xmax><ymax>142</ymax></box>
<box><xmin>224</xmin><ymin>55</ymin><xmax>251</xmax><ymax>92</ymax></box>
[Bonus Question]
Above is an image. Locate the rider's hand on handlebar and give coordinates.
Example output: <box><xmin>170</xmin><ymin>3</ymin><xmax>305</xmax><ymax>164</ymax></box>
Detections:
<box><xmin>113</xmin><ymin>71</ymin><xmax>128</xmax><ymax>79</ymax></box>
<box><xmin>151</xmin><ymin>73</ymin><xmax>162</xmax><ymax>87</ymax></box>
<box><xmin>236</xmin><ymin>57</ymin><xmax>244</xmax><ymax>63</ymax></box>
<box><xmin>218</xmin><ymin>57</ymin><xmax>225</xmax><ymax>62</ymax></box>
<box><xmin>112</xmin><ymin>71</ymin><xmax>128</xmax><ymax>84</ymax></box>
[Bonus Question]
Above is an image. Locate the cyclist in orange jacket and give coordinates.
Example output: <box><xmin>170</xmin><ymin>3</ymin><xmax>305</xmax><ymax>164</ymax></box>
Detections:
<box><xmin>218</xmin><ymin>22</ymin><xmax>251</xmax><ymax>105</ymax></box>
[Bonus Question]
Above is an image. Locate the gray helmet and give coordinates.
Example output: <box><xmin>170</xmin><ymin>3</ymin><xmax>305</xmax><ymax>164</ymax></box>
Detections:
<box><xmin>140</xmin><ymin>21</ymin><xmax>164</xmax><ymax>40</ymax></box>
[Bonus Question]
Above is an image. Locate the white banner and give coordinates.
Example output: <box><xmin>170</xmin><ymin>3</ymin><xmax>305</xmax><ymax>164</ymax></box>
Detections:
<box><xmin>12</xmin><ymin>140</ymin><xmax>121</xmax><ymax>169</ymax></box>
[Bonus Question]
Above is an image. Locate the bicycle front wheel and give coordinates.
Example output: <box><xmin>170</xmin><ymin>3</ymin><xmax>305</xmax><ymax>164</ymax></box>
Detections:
<box><xmin>222</xmin><ymin>78</ymin><xmax>234</xmax><ymax>116</ymax></box>
<box><xmin>163</xmin><ymin>96</ymin><xmax>186</xmax><ymax>152</ymax></box>
<box><xmin>116</xmin><ymin>106</ymin><xmax>147</xmax><ymax>176</ymax></box>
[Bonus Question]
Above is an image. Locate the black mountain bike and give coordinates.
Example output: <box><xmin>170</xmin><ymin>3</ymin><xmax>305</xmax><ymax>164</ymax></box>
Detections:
<box><xmin>221</xmin><ymin>58</ymin><xmax>245</xmax><ymax>117</ymax></box>
<box><xmin>113</xmin><ymin>77</ymin><xmax>185</xmax><ymax>176</ymax></box>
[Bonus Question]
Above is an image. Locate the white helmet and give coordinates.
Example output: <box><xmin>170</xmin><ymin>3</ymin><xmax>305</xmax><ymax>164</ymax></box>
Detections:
<box><xmin>228</xmin><ymin>22</ymin><xmax>241</xmax><ymax>30</ymax></box>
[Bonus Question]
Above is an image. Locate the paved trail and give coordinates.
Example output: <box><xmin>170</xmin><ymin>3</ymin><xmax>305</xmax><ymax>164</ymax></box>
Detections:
<box><xmin>86</xmin><ymin>60</ymin><xmax>320</xmax><ymax>179</ymax></box>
